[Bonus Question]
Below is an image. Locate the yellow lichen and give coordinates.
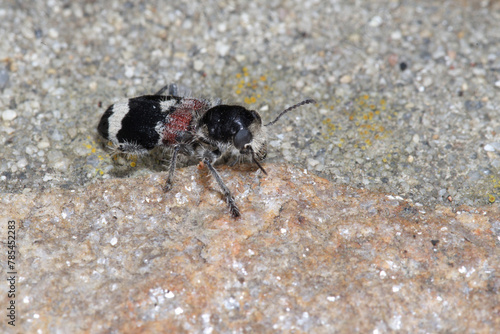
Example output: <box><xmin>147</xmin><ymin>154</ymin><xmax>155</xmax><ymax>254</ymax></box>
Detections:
<box><xmin>488</xmin><ymin>194</ymin><xmax>496</xmax><ymax>203</ymax></box>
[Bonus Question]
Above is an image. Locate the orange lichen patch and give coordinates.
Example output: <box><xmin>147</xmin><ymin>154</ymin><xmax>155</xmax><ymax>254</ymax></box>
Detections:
<box><xmin>488</xmin><ymin>194</ymin><xmax>495</xmax><ymax>203</ymax></box>
<box><xmin>244</xmin><ymin>96</ymin><xmax>257</xmax><ymax>104</ymax></box>
<box><xmin>321</xmin><ymin>117</ymin><xmax>343</xmax><ymax>146</ymax></box>
<box><xmin>232</xmin><ymin>67</ymin><xmax>273</xmax><ymax>105</ymax></box>
<box><xmin>485</xmin><ymin>174</ymin><xmax>500</xmax><ymax>204</ymax></box>
<box><xmin>84</xmin><ymin>135</ymin><xmax>142</xmax><ymax>178</ymax></box>
<box><xmin>320</xmin><ymin>94</ymin><xmax>394</xmax><ymax>150</ymax></box>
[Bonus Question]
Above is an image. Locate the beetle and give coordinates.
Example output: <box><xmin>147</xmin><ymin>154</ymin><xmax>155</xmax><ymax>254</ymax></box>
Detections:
<box><xmin>98</xmin><ymin>84</ymin><xmax>315</xmax><ymax>217</ymax></box>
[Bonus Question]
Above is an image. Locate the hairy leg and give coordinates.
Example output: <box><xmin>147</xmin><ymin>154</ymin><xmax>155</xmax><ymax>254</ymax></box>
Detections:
<box><xmin>154</xmin><ymin>83</ymin><xmax>178</xmax><ymax>96</ymax></box>
<box><xmin>203</xmin><ymin>158</ymin><xmax>240</xmax><ymax>217</ymax></box>
<box><xmin>164</xmin><ymin>146</ymin><xmax>180</xmax><ymax>192</ymax></box>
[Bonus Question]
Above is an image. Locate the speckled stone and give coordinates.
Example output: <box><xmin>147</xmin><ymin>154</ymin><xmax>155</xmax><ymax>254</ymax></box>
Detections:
<box><xmin>2</xmin><ymin>0</ymin><xmax>500</xmax><ymax>331</ymax></box>
<box><xmin>2</xmin><ymin>0</ymin><xmax>500</xmax><ymax>209</ymax></box>
<box><xmin>1</xmin><ymin>164</ymin><xmax>498</xmax><ymax>333</ymax></box>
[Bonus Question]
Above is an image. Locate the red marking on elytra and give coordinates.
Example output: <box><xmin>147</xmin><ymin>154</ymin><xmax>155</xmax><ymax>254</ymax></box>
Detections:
<box><xmin>163</xmin><ymin>110</ymin><xmax>193</xmax><ymax>144</ymax></box>
<box><xmin>162</xmin><ymin>98</ymin><xmax>210</xmax><ymax>145</ymax></box>
<box><xmin>181</xmin><ymin>98</ymin><xmax>211</xmax><ymax>112</ymax></box>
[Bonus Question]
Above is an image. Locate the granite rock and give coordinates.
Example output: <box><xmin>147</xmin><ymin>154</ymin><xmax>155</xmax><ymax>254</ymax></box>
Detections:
<box><xmin>1</xmin><ymin>164</ymin><xmax>498</xmax><ymax>333</ymax></box>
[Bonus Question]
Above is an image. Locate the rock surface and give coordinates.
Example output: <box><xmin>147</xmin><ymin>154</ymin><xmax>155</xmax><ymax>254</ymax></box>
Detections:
<box><xmin>1</xmin><ymin>164</ymin><xmax>498</xmax><ymax>333</ymax></box>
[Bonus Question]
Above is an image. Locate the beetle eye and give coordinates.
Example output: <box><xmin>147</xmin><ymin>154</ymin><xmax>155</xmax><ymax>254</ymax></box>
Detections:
<box><xmin>234</xmin><ymin>128</ymin><xmax>252</xmax><ymax>150</ymax></box>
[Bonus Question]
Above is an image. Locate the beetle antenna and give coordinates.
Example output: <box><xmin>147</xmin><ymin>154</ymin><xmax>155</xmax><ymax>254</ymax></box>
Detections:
<box><xmin>265</xmin><ymin>99</ymin><xmax>316</xmax><ymax>127</ymax></box>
